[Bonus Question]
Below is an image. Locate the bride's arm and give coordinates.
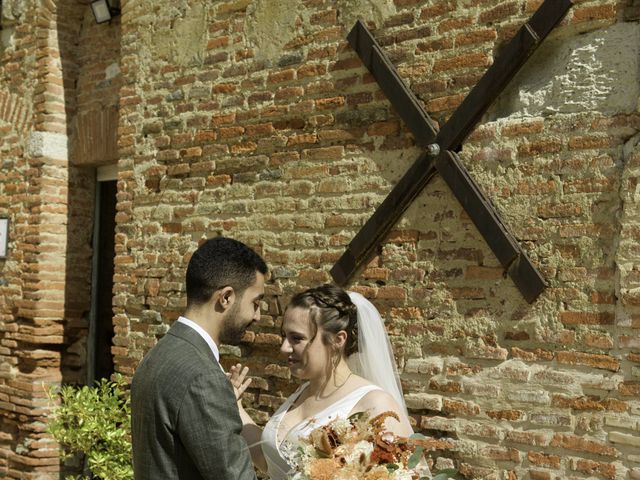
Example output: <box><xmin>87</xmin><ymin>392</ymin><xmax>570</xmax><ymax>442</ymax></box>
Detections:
<box><xmin>351</xmin><ymin>390</ymin><xmax>414</xmax><ymax>437</ymax></box>
<box><xmin>228</xmin><ymin>364</ymin><xmax>268</xmax><ymax>472</ymax></box>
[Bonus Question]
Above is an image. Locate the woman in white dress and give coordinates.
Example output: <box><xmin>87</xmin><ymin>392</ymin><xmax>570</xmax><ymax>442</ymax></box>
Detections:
<box><xmin>230</xmin><ymin>284</ymin><xmax>414</xmax><ymax>479</ymax></box>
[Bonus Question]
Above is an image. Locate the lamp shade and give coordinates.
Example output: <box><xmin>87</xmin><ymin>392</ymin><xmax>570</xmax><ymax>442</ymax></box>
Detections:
<box><xmin>91</xmin><ymin>0</ymin><xmax>112</xmax><ymax>23</ymax></box>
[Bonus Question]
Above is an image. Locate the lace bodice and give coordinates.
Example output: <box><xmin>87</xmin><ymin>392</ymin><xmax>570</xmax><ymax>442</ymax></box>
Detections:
<box><xmin>260</xmin><ymin>382</ymin><xmax>382</xmax><ymax>480</ymax></box>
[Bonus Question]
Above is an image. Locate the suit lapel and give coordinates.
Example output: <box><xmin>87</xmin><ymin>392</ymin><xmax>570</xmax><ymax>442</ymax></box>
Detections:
<box><xmin>167</xmin><ymin>321</ymin><xmax>219</xmax><ymax>365</ymax></box>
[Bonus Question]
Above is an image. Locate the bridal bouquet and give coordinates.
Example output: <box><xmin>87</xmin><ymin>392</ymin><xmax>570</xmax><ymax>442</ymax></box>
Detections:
<box><xmin>287</xmin><ymin>411</ymin><xmax>455</xmax><ymax>480</ymax></box>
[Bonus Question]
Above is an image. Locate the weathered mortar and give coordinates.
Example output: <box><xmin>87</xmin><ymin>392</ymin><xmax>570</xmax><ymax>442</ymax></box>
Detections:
<box><xmin>492</xmin><ymin>22</ymin><xmax>640</xmax><ymax>118</ymax></box>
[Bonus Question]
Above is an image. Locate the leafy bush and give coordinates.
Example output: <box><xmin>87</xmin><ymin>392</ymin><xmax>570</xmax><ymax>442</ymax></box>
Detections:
<box><xmin>47</xmin><ymin>374</ymin><xmax>133</xmax><ymax>480</ymax></box>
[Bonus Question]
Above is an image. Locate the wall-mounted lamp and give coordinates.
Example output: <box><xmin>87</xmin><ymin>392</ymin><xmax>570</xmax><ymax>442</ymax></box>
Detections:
<box><xmin>0</xmin><ymin>217</ymin><xmax>9</xmax><ymax>259</ymax></box>
<box><xmin>91</xmin><ymin>0</ymin><xmax>120</xmax><ymax>24</ymax></box>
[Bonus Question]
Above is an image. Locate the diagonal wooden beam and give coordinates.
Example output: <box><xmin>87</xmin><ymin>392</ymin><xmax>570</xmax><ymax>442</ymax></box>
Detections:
<box><xmin>332</xmin><ymin>0</ymin><xmax>573</xmax><ymax>303</ymax></box>
<box><xmin>435</xmin><ymin>151</ymin><xmax>546</xmax><ymax>303</ymax></box>
<box><xmin>346</xmin><ymin>20</ymin><xmax>438</xmax><ymax>147</ymax></box>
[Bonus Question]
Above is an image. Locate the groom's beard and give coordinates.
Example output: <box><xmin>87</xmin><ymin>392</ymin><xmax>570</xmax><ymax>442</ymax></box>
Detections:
<box><xmin>219</xmin><ymin>302</ymin><xmax>247</xmax><ymax>345</ymax></box>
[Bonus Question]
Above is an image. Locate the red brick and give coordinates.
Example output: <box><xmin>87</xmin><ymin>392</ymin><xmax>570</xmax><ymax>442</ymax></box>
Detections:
<box><xmin>505</xmin><ymin>430</ymin><xmax>550</xmax><ymax>447</ymax></box>
<box><xmin>218</xmin><ymin>126</ymin><xmax>245</xmax><ymax>138</ymax></box>
<box><xmin>315</xmin><ymin>96</ymin><xmax>345</xmax><ymax>110</ymax></box>
<box><xmin>438</xmin><ymin>17</ymin><xmax>474</xmax><ymax>33</ymax></box>
<box><xmin>367</xmin><ymin>121</ymin><xmax>400</xmax><ymax>136</ymax></box>
<box><xmin>395</xmin><ymin>26</ymin><xmax>433</xmax><ymax>43</ymax></box>
<box><xmin>245</xmin><ymin>123</ymin><xmax>274</xmax><ymax>136</ymax></box>
<box><xmin>287</xmin><ymin>133</ymin><xmax>317</xmax><ymax>146</ymax></box>
<box><xmin>528</xmin><ymin>470</ymin><xmax>551</xmax><ymax>480</ymax></box>
<box><xmin>310</xmin><ymin>9</ymin><xmax>337</xmax><ymax>24</ymax></box>
<box><xmin>550</xmin><ymin>433</ymin><xmax>619</xmax><ymax>457</ymax></box>
<box><xmin>619</xmin><ymin>381</ymin><xmax>640</xmax><ymax>396</ymax></box>
<box><xmin>556</xmin><ymin>350</ymin><xmax>619</xmax><ymax>371</ymax></box>
<box><xmin>426</xmin><ymin>93</ymin><xmax>466</xmax><ymax>112</ymax></box>
<box><xmin>429</xmin><ymin>379</ymin><xmax>462</xmax><ymax>393</ymax></box>
<box><xmin>559</xmin><ymin>311</ymin><xmax>614</xmax><ymax>326</ymax></box>
<box><xmin>486</xmin><ymin>409</ymin><xmax>525</xmax><ymax>421</ymax></box>
<box><xmin>420</xmin><ymin>0</ymin><xmax>456</xmax><ymax>18</ymax></box>
<box><xmin>564</xmin><ymin>178</ymin><xmax>615</xmax><ymax>194</ymax></box>
<box><xmin>573</xmin><ymin>459</ymin><xmax>616</xmax><ymax>480</ymax></box>
<box><xmin>330</xmin><ymin>57</ymin><xmax>361</xmax><ymax>72</ymax></box>
<box><xmin>568</xmin><ymin>135</ymin><xmax>614</xmax><ymax>150</ymax></box>
<box><xmin>443</xmin><ymin>399</ymin><xmax>480</xmax><ymax>416</ymax></box>
<box><xmin>511</xmin><ymin>347</ymin><xmax>554</xmax><ymax>361</ymax></box>
<box><xmin>573</xmin><ymin>4</ymin><xmax>617</xmax><ymax>23</ymax></box>
<box><xmin>465</xmin><ymin>266</ymin><xmax>504</xmax><ymax>280</ymax></box>
<box><xmin>480</xmin><ymin>2</ymin><xmax>518</xmax><ymax>24</ymax></box>
<box><xmin>528</xmin><ymin>451</ymin><xmax>561</xmax><ymax>469</ymax></box>
<box><xmin>212</xmin><ymin>112</ymin><xmax>236</xmax><ymax>125</ymax></box>
<box><xmin>230</xmin><ymin>141</ymin><xmax>257</xmax><ymax>154</ymax></box>
<box><xmin>628</xmin><ymin>352</ymin><xmax>640</xmax><ymax>363</ymax></box>
<box><xmin>275</xmin><ymin>86</ymin><xmax>304</xmax><ymax>101</ymax></box>
<box><xmin>518</xmin><ymin>139</ymin><xmax>563</xmax><ymax>156</ymax></box>
<box><xmin>213</xmin><ymin>83</ymin><xmax>236</xmax><ymax>93</ymax></box>
<box><xmin>415</xmin><ymin>37</ymin><xmax>454</xmax><ymax>53</ymax></box>
<box><xmin>267</xmin><ymin>69</ymin><xmax>295</xmax><ymax>84</ymax></box>
<box><xmin>583</xmin><ymin>333</ymin><xmax>614</xmax><ymax>349</ymax></box>
<box><xmin>481</xmin><ymin>446</ymin><xmax>520</xmax><ymax>463</ymax></box>
<box><xmin>536</xmin><ymin>202</ymin><xmax>582</xmax><ymax>218</ymax></box>
<box><xmin>297</xmin><ymin>64</ymin><xmax>326</xmax><ymax>78</ymax></box>
<box><xmin>433</xmin><ymin>52</ymin><xmax>491</xmax><ymax>73</ymax></box>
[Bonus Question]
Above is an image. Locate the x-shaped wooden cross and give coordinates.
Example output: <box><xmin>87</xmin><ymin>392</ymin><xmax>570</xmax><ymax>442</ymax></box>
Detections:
<box><xmin>331</xmin><ymin>0</ymin><xmax>573</xmax><ymax>303</ymax></box>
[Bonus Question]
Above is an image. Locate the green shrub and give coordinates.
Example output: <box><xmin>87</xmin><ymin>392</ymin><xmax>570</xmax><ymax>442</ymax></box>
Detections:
<box><xmin>47</xmin><ymin>374</ymin><xmax>133</xmax><ymax>480</ymax></box>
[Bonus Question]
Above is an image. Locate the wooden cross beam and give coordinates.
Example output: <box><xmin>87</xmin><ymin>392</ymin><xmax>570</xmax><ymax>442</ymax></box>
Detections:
<box><xmin>330</xmin><ymin>0</ymin><xmax>573</xmax><ymax>304</ymax></box>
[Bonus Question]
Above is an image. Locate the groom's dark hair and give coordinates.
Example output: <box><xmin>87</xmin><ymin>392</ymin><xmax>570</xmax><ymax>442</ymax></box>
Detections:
<box><xmin>186</xmin><ymin>236</ymin><xmax>267</xmax><ymax>307</ymax></box>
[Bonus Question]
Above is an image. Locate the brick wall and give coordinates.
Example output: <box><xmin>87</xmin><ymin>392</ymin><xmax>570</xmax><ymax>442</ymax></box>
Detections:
<box><xmin>111</xmin><ymin>0</ymin><xmax>640</xmax><ymax>478</ymax></box>
<box><xmin>0</xmin><ymin>0</ymin><xmax>121</xmax><ymax>477</ymax></box>
<box><xmin>1</xmin><ymin>0</ymin><xmax>640</xmax><ymax>478</ymax></box>
<box><xmin>109</xmin><ymin>0</ymin><xmax>640</xmax><ymax>478</ymax></box>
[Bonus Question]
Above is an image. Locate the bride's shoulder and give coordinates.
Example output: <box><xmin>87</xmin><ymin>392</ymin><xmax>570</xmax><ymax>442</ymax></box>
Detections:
<box><xmin>348</xmin><ymin>377</ymin><xmax>400</xmax><ymax>411</ymax></box>
<box><xmin>354</xmin><ymin>387</ymin><xmax>399</xmax><ymax>411</ymax></box>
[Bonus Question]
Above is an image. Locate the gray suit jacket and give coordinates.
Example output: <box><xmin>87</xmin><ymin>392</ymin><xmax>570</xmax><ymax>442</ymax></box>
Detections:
<box><xmin>131</xmin><ymin>321</ymin><xmax>257</xmax><ymax>480</ymax></box>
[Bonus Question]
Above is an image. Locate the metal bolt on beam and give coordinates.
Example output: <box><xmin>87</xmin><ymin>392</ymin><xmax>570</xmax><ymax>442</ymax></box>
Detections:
<box><xmin>427</xmin><ymin>143</ymin><xmax>440</xmax><ymax>157</ymax></box>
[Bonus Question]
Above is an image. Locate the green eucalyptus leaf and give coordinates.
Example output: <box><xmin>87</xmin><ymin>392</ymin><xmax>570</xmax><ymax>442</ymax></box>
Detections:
<box><xmin>348</xmin><ymin>411</ymin><xmax>366</xmax><ymax>422</ymax></box>
<box><xmin>385</xmin><ymin>463</ymin><xmax>399</xmax><ymax>472</ymax></box>
<box><xmin>407</xmin><ymin>445</ymin><xmax>424</xmax><ymax>469</ymax></box>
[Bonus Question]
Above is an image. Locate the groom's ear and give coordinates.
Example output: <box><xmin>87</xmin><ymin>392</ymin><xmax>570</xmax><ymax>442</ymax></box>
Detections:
<box><xmin>214</xmin><ymin>286</ymin><xmax>236</xmax><ymax>312</ymax></box>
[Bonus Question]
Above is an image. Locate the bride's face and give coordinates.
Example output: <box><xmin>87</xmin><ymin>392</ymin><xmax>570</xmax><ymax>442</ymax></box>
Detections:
<box><xmin>281</xmin><ymin>306</ymin><xmax>331</xmax><ymax>380</ymax></box>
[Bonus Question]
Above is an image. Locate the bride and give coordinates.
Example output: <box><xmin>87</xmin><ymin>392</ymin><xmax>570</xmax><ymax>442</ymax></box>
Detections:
<box><xmin>230</xmin><ymin>283</ymin><xmax>415</xmax><ymax>479</ymax></box>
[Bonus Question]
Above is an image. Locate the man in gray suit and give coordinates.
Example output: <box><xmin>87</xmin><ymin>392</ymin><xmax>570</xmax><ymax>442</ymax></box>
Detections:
<box><xmin>131</xmin><ymin>237</ymin><xmax>267</xmax><ymax>480</ymax></box>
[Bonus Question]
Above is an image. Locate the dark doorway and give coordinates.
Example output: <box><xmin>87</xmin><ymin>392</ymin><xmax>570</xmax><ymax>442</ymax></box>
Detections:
<box><xmin>89</xmin><ymin>179</ymin><xmax>117</xmax><ymax>382</ymax></box>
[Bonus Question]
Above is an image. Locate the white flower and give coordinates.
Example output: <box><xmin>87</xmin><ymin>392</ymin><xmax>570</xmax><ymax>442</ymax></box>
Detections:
<box><xmin>331</xmin><ymin>417</ymin><xmax>353</xmax><ymax>440</ymax></box>
<box><xmin>335</xmin><ymin>440</ymin><xmax>373</xmax><ymax>465</ymax></box>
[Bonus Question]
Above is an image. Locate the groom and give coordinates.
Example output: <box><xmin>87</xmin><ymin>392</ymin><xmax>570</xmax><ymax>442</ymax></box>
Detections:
<box><xmin>131</xmin><ymin>237</ymin><xmax>267</xmax><ymax>480</ymax></box>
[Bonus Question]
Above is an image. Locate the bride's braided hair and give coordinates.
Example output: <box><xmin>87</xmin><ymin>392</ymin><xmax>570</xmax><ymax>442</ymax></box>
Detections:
<box><xmin>288</xmin><ymin>283</ymin><xmax>359</xmax><ymax>356</ymax></box>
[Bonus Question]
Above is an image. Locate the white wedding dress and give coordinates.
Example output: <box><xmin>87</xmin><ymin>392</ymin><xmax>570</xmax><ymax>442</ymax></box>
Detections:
<box><xmin>261</xmin><ymin>382</ymin><xmax>383</xmax><ymax>480</ymax></box>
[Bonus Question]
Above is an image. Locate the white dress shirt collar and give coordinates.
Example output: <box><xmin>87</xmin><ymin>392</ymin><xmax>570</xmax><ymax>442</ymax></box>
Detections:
<box><xmin>176</xmin><ymin>316</ymin><xmax>220</xmax><ymax>363</ymax></box>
